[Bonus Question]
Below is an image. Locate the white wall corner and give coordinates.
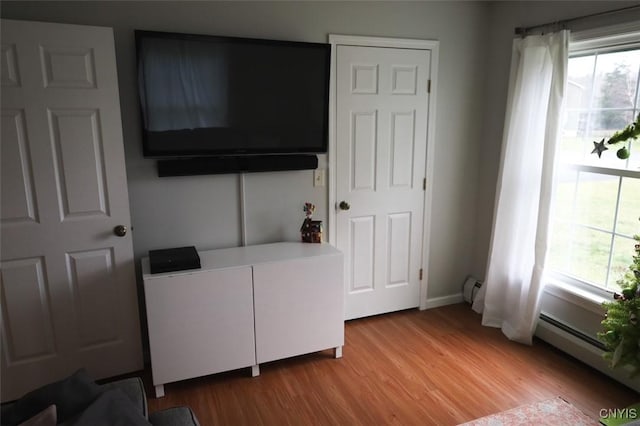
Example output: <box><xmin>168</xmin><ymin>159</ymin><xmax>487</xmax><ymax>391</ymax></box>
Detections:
<box><xmin>421</xmin><ymin>293</ymin><xmax>464</xmax><ymax>310</ymax></box>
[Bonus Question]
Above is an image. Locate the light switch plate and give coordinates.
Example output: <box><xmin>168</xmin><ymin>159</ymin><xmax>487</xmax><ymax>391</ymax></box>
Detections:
<box><xmin>313</xmin><ymin>169</ymin><xmax>325</xmax><ymax>187</ymax></box>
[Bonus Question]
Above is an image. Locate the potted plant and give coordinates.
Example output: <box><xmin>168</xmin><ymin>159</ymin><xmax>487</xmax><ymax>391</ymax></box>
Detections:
<box><xmin>594</xmin><ymin>113</ymin><xmax>640</xmax><ymax>377</ymax></box>
<box><xmin>598</xmin><ymin>227</ymin><xmax>640</xmax><ymax>377</ymax></box>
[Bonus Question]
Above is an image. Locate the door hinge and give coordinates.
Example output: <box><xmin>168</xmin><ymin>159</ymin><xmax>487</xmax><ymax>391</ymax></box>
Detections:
<box><xmin>427</xmin><ymin>79</ymin><xmax>431</xmax><ymax>93</ymax></box>
<box><xmin>423</xmin><ymin>178</ymin><xmax>426</xmax><ymax>191</ymax></box>
<box><xmin>419</xmin><ymin>268</ymin><xmax>423</xmax><ymax>280</ymax></box>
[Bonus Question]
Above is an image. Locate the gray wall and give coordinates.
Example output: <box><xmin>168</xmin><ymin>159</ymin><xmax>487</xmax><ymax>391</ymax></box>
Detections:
<box><xmin>1</xmin><ymin>1</ymin><xmax>489</xmax><ymax>301</ymax></box>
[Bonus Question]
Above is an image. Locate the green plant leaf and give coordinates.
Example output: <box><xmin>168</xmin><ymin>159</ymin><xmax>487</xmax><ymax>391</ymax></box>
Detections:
<box><xmin>611</xmin><ymin>337</ymin><xmax>624</xmax><ymax>367</ymax></box>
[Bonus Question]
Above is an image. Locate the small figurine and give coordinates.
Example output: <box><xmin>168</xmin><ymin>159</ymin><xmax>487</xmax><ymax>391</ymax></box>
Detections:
<box><xmin>300</xmin><ymin>202</ymin><xmax>322</xmax><ymax>243</ymax></box>
<box><xmin>303</xmin><ymin>202</ymin><xmax>315</xmax><ymax>218</ymax></box>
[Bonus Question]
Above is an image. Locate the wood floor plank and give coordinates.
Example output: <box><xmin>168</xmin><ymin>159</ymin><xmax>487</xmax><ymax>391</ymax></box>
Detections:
<box><xmin>145</xmin><ymin>304</ymin><xmax>637</xmax><ymax>425</ymax></box>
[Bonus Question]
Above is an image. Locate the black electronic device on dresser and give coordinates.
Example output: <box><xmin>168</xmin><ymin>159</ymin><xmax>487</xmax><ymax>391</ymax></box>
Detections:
<box><xmin>148</xmin><ymin>246</ymin><xmax>201</xmax><ymax>274</ymax></box>
<box><xmin>135</xmin><ymin>30</ymin><xmax>330</xmax><ymax>176</ymax></box>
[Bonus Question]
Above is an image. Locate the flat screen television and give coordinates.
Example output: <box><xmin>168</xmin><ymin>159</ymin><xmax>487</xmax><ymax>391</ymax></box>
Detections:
<box><xmin>135</xmin><ymin>30</ymin><xmax>330</xmax><ymax>158</ymax></box>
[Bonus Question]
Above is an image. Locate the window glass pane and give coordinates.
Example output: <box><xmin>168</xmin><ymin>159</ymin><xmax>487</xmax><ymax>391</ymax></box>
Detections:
<box><xmin>608</xmin><ymin>235</ymin><xmax>637</xmax><ymax>291</ymax></box>
<box><xmin>567</xmin><ymin>55</ymin><xmax>595</xmax><ymax>109</ymax></box>
<box><xmin>560</xmin><ymin>49</ymin><xmax>639</xmax><ymax>170</ymax></box>
<box><xmin>616</xmin><ymin>177</ymin><xmax>640</xmax><ymax>237</ymax></box>
<box><xmin>592</xmin><ymin>50</ymin><xmax>640</xmax><ymax>111</ymax></box>
<box><xmin>560</xmin><ymin>56</ymin><xmax>595</xmax><ymax>163</ymax></box>
<box><xmin>567</xmin><ymin>227</ymin><xmax>611</xmax><ymax>286</ymax></box>
<box><xmin>574</xmin><ymin>172</ymin><xmax>618</xmax><ymax>230</ymax></box>
<box><xmin>558</xmin><ymin>110</ymin><xmax>587</xmax><ymax>161</ymax></box>
<box><xmin>587</xmin><ymin>109</ymin><xmax>635</xmax><ymax>138</ymax></box>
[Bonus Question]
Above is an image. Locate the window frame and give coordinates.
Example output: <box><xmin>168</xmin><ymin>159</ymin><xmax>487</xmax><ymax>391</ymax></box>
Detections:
<box><xmin>548</xmin><ymin>23</ymin><xmax>640</xmax><ymax>297</ymax></box>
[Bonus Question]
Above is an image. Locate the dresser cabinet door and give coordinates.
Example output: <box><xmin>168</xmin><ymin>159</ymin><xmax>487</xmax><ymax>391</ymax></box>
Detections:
<box><xmin>253</xmin><ymin>254</ymin><xmax>344</xmax><ymax>364</ymax></box>
<box><xmin>144</xmin><ymin>266</ymin><xmax>256</xmax><ymax>386</ymax></box>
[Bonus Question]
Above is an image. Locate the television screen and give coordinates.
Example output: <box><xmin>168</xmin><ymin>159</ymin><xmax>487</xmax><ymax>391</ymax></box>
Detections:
<box><xmin>135</xmin><ymin>31</ymin><xmax>330</xmax><ymax>157</ymax></box>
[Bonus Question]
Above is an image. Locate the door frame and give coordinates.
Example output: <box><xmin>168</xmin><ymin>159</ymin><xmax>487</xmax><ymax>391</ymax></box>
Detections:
<box><xmin>327</xmin><ymin>34</ymin><xmax>439</xmax><ymax>311</ymax></box>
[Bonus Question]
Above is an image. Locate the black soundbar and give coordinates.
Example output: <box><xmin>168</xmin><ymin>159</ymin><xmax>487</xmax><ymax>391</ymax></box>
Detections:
<box><xmin>157</xmin><ymin>154</ymin><xmax>318</xmax><ymax>177</ymax></box>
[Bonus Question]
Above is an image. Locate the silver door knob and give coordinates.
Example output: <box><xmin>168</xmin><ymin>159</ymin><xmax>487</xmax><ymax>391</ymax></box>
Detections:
<box><xmin>339</xmin><ymin>201</ymin><xmax>350</xmax><ymax>211</ymax></box>
<box><xmin>113</xmin><ymin>225</ymin><xmax>127</xmax><ymax>237</ymax></box>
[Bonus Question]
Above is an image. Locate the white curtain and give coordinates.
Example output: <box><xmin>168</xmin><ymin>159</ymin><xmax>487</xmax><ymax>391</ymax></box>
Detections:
<box><xmin>472</xmin><ymin>31</ymin><xmax>569</xmax><ymax>344</ymax></box>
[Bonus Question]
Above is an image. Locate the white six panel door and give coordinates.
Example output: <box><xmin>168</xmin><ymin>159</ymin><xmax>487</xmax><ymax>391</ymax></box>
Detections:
<box><xmin>336</xmin><ymin>45</ymin><xmax>431</xmax><ymax>320</ymax></box>
<box><xmin>1</xmin><ymin>19</ymin><xmax>142</xmax><ymax>401</ymax></box>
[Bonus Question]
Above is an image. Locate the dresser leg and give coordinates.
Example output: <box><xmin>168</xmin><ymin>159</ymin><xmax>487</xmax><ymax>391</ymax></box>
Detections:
<box><xmin>251</xmin><ymin>364</ymin><xmax>260</xmax><ymax>377</ymax></box>
<box><xmin>334</xmin><ymin>346</ymin><xmax>343</xmax><ymax>358</ymax></box>
<box><xmin>155</xmin><ymin>384</ymin><xmax>165</xmax><ymax>398</ymax></box>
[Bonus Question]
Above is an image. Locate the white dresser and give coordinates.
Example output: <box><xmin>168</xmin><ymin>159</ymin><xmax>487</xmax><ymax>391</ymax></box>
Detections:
<box><xmin>142</xmin><ymin>242</ymin><xmax>344</xmax><ymax>397</ymax></box>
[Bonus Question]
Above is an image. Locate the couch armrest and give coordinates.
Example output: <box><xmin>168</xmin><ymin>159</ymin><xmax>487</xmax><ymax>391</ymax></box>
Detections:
<box><xmin>100</xmin><ymin>377</ymin><xmax>148</xmax><ymax>419</ymax></box>
<box><xmin>149</xmin><ymin>406</ymin><xmax>200</xmax><ymax>426</ymax></box>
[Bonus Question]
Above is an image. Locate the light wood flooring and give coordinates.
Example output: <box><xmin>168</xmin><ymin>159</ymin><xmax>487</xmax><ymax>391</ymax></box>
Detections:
<box><xmin>145</xmin><ymin>303</ymin><xmax>637</xmax><ymax>425</ymax></box>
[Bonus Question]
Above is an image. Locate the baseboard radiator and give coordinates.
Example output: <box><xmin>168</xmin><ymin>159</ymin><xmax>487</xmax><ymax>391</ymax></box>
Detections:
<box><xmin>538</xmin><ymin>313</ymin><xmax>606</xmax><ymax>351</ymax></box>
<box><xmin>462</xmin><ymin>275</ymin><xmax>605</xmax><ymax>352</ymax></box>
<box><xmin>536</xmin><ymin>312</ymin><xmax>639</xmax><ymax>391</ymax></box>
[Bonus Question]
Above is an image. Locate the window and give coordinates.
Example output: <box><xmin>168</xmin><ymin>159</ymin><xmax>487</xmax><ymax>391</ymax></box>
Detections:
<box><xmin>548</xmin><ymin>29</ymin><xmax>640</xmax><ymax>293</ymax></box>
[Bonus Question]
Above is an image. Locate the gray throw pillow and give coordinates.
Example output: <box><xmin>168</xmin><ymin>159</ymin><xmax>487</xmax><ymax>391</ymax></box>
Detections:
<box><xmin>1</xmin><ymin>369</ymin><xmax>102</xmax><ymax>425</ymax></box>
<box><xmin>70</xmin><ymin>389</ymin><xmax>151</xmax><ymax>426</ymax></box>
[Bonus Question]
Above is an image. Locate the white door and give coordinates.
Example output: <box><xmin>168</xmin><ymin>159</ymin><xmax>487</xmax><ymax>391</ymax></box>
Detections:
<box><xmin>335</xmin><ymin>43</ymin><xmax>432</xmax><ymax>320</ymax></box>
<box><xmin>1</xmin><ymin>19</ymin><xmax>142</xmax><ymax>401</ymax></box>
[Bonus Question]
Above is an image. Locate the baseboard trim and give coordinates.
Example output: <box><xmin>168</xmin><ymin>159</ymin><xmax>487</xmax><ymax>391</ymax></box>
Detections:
<box><xmin>535</xmin><ymin>319</ymin><xmax>639</xmax><ymax>392</ymax></box>
<box><xmin>421</xmin><ymin>293</ymin><xmax>464</xmax><ymax>310</ymax></box>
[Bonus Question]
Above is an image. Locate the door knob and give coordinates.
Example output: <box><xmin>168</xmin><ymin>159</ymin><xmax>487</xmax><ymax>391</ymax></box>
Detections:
<box><xmin>113</xmin><ymin>225</ymin><xmax>127</xmax><ymax>237</ymax></box>
<box><xmin>339</xmin><ymin>201</ymin><xmax>351</xmax><ymax>211</ymax></box>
